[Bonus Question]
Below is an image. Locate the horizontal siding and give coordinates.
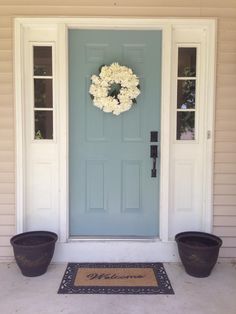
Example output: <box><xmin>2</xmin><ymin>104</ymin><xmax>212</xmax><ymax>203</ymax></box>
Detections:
<box><xmin>214</xmin><ymin>226</ymin><xmax>236</xmax><ymax>237</ymax></box>
<box><xmin>0</xmin><ymin>14</ymin><xmax>14</xmax><ymax>259</ymax></box>
<box><xmin>0</xmin><ymin>162</ymin><xmax>14</xmax><ymax>172</ymax></box>
<box><xmin>215</xmin><ymin>121</ymin><xmax>236</xmax><ymax>131</ymax></box>
<box><xmin>0</xmin><ymin>95</ymin><xmax>13</xmax><ymax>108</ymax></box>
<box><xmin>214</xmin><ymin>216</ymin><xmax>236</xmax><ymax>226</ymax></box>
<box><xmin>215</xmin><ymin>131</ymin><xmax>236</xmax><ymax>142</ymax></box>
<box><xmin>220</xmin><ymin>237</ymin><xmax>236</xmax><ymax>247</ymax></box>
<box><xmin>0</xmin><ymin>173</ymin><xmax>14</xmax><ymax>184</ymax></box>
<box><xmin>0</xmin><ymin>73</ymin><xmax>13</xmax><ymax>84</ymax></box>
<box><xmin>1</xmin><ymin>39</ymin><xmax>12</xmax><ymax>51</ymax></box>
<box><xmin>0</xmin><ymin>204</ymin><xmax>15</xmax><ymax>215</ymax></box>
<box><xmin>215</xmin><ymin>143</ymin><xmax>236</xmax><ymax>153</ymax></box>
<box><xmin>218</xmin><ymin>41</ymin><xmax>236</xmax><ymax>54</ymax></box>
<box><xmin>214</xmin><ymin>206</ymin><xmax>236</xmax><ymax>216</ymax></box>
<box><xmin>0</xmin><ymin>247</ymin><xmax>13</xmax><ymax>257</ymax></box>
<box><xmin>214</xmin><ymin>185</ymin><xmax>236</xmax><ymax>195</ymax></box>
<box><xmin>215</xmin><ymin>153</ymin><xmax>236</xmax><ymax>163</ymax></box>
<box><xmin>0</xmin><ymin>0</ymin><xmax>203</xmax><ymax>7</ymax></box>
<box><xmin>0</xmin><ymin>140</ymin><xmax>14</xmax><ymax>150</ymax></box>
<box><xmin>201</xmin><ymin>8</ymin><xmax>236</xmax><ymax>18</ymax></box>
<box><xmin>215</xmin><ymin>164</ymin><xmax>236</xmax><ymax>174</ymax></box>
<box><xmin>220</xmin><ymin>248</ymin><xmax>236</xmax><ymax>258</ymax></box>
<box><xmin>0</xmin><ymin>84</ymin><xmax>13</xmax><ymax>95</ymax></box>
<box><xmin>214</xmin><ymin>17</ymin><xmax>236</xmax><ymax>259</ymax></box>
<box><xmin>0</xmin><ymin>61</ymin><xmax>12</xmax><ymax>73</ymax></box>
<box><xmin>215</xmin><ymin>174</ymin><xmax>236</xmax><ymax>185</ymax></box>
<box><xmin>217</xmin><ymin>75</ymin><xmax>236</xmax><ymax>87</ymax></box>
<box><xmin>0</xmin><ymin>17</ymin><xmax>11</xmax><ymax>28</ymax></box>
<box><xmin>0</xmin><ymin>236</ymin><xmax>12</xmax><ymax>246</ymax></box>
<box><xmin>0</xmin><ymin>194</ymin><xmax>14</xmax><ymax>204</ymax></box>
<box><xmin>0</xmin><ymin>151</ymin><xmax>14</xmax><ymax>162</ymax></box>
<box><xmin>0</xmin><ymin>28</ymin><xmax>11</xmax><ymax>39</ymax></box>
<box><xmin>216</xmin><ymin>110</ymin><xmax>236</xmax><ymax>122</ymax></box>
<box><xmin>0</xmin><ymin>214</ymin><xmax>15</xmax><ymax>225</ymax></box>
<box><xmin>0</xmin><ymin>225</ymin><xmax>15</xmax><ymax>236</ymax></box>
<box><xmin>214</xmin><ymin>196</ymin><xmax>236</xmax><ymax>206</ymax></box>
<box><xmin>0</xmin><ymin>7</ymin><xmax>204</xmax><ymax>17</ymax></box>
<box><xmin>0</xmin><ymin>212</ymin><xmax>15</xmax><ymax>256</ymax></box>
<box><xmin>0</xmin><ymin>1</ymin><xmax>236</xmax><ymax>260</ymax></box>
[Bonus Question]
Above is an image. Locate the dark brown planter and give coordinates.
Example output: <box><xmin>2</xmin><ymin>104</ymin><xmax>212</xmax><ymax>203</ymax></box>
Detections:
<box><xmin>175</xmin><ymin>231</ymin><xmax>222</xmax><ymax>278</ymax></box>
<box><xmin>10</xmin><ymin>231</ymin><xmax>58</xmax><ymax>277</ymax></box>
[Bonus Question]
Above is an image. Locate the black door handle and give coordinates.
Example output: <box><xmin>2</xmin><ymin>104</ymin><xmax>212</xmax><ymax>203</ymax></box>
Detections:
<box><xmin>150</xmin><ymin>145</ymin><xmax>157</xmax><ymax>158</ymax></box>
<box><xmin>150</xmin><ymin>145</ymin><xmax>158</xmax><ymax>177</ymax></box>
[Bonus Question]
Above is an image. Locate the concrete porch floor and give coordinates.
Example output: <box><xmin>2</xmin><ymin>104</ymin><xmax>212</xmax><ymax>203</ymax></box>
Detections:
<box><xmin>0</xmin><ymin>262</ymin><xmax>236</xmax><ymax>314</ymax></box>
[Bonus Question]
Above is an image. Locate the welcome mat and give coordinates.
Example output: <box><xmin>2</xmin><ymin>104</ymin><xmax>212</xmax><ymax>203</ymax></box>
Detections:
<box><xmin>58</xmin><ymin>263</ymin><xmax>174</xmax><ymax>294</ymax></box>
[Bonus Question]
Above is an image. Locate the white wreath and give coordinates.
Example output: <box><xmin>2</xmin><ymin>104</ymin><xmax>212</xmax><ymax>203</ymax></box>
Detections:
<box><xmin>89</xmin><ymin>63</ymin><xmax>140</xmax><ymax>116</ymax></box>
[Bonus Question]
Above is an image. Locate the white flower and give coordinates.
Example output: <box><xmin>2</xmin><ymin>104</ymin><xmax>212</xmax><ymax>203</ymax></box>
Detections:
<box><xmin>89</xmin><ymin>63</ymin><xmax>140</xmax><ymax>115</ymax></box>
<box><xmin>91</xmin><ymin>75</ymin><xmax>100</xmax><ymax>85</ymax></box>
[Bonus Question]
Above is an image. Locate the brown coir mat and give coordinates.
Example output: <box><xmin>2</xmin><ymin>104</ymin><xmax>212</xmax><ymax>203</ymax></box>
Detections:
<box><xmin>58</xmin><ymin>263</ymin><xmax>174</xmax><ymax>294</ymax></box>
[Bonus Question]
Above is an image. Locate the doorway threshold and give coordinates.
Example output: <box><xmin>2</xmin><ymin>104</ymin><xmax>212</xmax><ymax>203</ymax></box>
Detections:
<box><xmin>68</xmin><ymin>236</ymin><xmax>161</xmax><ymax>242</ymax></box>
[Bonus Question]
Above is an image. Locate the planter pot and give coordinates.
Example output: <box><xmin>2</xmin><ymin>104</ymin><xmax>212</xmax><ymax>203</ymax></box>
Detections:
<box><xmin>10</xmin><ymin>231</ymin><xmax>58</xmax><ymax>277</ymax></box>
<box><xmin>175</xmin><ymin>231</ymin><xmax>222</xmax><ymax>278</ymax></box>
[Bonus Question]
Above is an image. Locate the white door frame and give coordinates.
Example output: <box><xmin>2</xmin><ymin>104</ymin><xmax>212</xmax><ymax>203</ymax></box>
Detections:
<box><xmin>60</xmin><ymin>19</ymin><xmax>173</xmax><ymax>242</ymax></box>
<box><xmin>15</xmin><ymin>18</ymin><xmax>216</xmax><ymax>261</ymax></box>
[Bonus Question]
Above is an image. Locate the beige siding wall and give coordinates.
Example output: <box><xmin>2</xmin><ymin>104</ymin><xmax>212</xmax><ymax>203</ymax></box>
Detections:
<box><xmin>214</xmin><ymin>17</ymin><xmax>236</xmax><ymax>259</ymax></box>
<box><xmin>0</xmin><ymin>0</ymin><xmax>236</xmax><ymax>260</ymax></box>
<box><xmin>0</xmin><ymin>14</ymin><xmax>15</xmax><ymax>260</ymax></box>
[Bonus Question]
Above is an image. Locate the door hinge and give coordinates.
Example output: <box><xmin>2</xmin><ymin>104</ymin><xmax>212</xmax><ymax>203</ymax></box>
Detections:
<box><xmin>207</xmin><ymin>130</ymin><xmax>211</xmax><ymax>139</ymax></box>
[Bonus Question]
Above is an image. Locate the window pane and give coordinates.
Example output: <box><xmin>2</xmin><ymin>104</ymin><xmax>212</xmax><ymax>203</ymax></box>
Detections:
<box><xmin>178</xmin><ymin>48</ymin><xmax>196</xmax><ymax>77</ymax></box>
<box><xmin>35</xmin><ymin>111</ymin><xmax>53</xmax><ymax>139</ymax></box>
<box><xmin>177</xmin><ymin>80</ymin><xmax>196</xmax><ymax>109</ymax></box>
<box><xmin>34</xmin><ymin>79</ymin><xmax>53</xmax><ymax>108</ymax></box>
<box><xmin>177</xmin><ymin>112</ymin><xmax>195</xmax><ymax>140</ymax></box>
<box><xmin>34</xmin><ymin>46</ymin><xmax>52</xmax><ymax>76</ymax></box>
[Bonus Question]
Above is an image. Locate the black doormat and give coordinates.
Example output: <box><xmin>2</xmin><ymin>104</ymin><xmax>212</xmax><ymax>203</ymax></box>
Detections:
<box><xmin>58</xmin><ymin>263</ymin><xmax>174</xmax><ymax>295</ymax></box>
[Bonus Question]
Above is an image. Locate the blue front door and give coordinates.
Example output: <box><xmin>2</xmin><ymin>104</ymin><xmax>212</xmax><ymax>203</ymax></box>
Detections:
<box><xmin>69</xmin><ymin>30</ymin><xmax>162</xmax><ymax>237</ymax></box>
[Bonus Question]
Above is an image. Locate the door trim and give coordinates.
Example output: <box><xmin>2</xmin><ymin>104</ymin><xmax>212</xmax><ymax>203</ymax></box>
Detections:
<box><xmin>15</xmin><ymin>18</ymin><xmax>216</xmax><ymax>249</ymax></box>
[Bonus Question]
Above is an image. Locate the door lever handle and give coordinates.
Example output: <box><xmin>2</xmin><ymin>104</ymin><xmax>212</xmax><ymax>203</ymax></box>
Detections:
<box><xmin>150</xmin><ymin>145</ymin><xmax>158</xmax><ymax>177</ymax></box>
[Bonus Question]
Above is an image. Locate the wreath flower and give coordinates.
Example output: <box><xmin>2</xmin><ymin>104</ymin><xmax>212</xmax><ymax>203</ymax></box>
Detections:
<box><xmin>89</xmin><ymin>63</ymin><xmax>140</xmax><ymax>115</ymax></box>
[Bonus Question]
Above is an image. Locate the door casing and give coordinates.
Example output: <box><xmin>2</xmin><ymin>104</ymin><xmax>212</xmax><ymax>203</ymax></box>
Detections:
<box><xmin>14</xmin><ymin>18</ymin><xmax>216</xmax><ymax>260</ymax></box>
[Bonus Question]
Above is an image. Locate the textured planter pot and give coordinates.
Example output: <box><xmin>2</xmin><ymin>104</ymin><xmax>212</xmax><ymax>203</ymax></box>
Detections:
<box><xmin>175</xmin><ymin>231</ymin><xmax>222</xmax><ymax>278</ymax></box>
<box><xmin>10</xmin><ymin>231</ymin><xmax>58</xmax><ymax>277</ymax></box>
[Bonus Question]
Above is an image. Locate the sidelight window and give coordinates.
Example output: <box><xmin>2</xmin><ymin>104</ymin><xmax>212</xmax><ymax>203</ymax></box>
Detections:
<box><xmin>176</xmin><ymin>47</ymin><xmax>197</xmax><ymax>141</ymax></box>
<box><xmin>33</xmin><ymin>45</ymin><xmax>54</xmax><ymax>139</ymax></box>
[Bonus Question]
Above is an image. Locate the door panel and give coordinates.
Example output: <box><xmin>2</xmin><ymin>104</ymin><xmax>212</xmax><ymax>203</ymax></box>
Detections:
<box><xmin>69</xmin><ymin>30</ymin><xmax>162</xmax><ymax>237</ymax></box>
